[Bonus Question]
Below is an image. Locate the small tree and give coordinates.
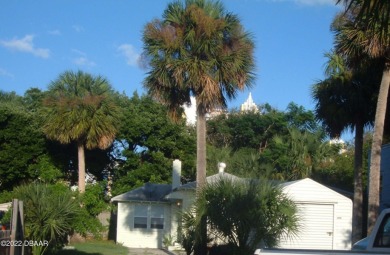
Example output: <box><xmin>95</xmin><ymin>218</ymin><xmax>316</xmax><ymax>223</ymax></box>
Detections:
<box><xmin>13</xmin><ymin>183</ymin><xmax>79</xmax><ymax>255</ymax></box>
<box><xmin>184</xmin><ymin>177</ymin><xmax>299</xmax><ymax>255</ymax></box>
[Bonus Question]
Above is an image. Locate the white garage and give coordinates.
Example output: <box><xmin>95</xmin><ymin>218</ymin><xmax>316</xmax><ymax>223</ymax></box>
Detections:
<box><xmin>279</xmin><ymin>178</ymin><xmax>352</xmax><ymax>250</ymax></box>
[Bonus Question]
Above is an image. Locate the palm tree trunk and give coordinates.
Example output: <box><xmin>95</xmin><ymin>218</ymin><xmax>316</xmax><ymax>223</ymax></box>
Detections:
<box><xmin>196</xmin><ymin>107</ymin><xmax>207</xmax><ymax>189</ymax></box>
<box><xmin>195</xmin><ymin>107</ymin><xmax>208</xmax><ymax>255</ymax></box>
<box><xmin>78</xmin><ymin>142</ymin><xmax>86</xmax><ymax>193</ymax></box>
<box><xmin>352</xmin><ymin>120</ymin><xmax>364</xmax><ymax>242</ymax></box>
<box><xmin>368</xmin><ymin>63</ymin><xmax>390</xmax><ymax>233</ymax></box>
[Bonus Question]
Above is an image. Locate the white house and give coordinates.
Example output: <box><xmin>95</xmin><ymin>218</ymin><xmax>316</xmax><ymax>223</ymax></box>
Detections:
<box><xmin>111</xmin><ymin>160</ymin><xmax>352</xmax><ymax>250</ymax></box>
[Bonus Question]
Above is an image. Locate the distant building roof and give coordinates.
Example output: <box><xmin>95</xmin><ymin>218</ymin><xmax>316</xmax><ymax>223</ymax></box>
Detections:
<box><xmin>240</xmin><ymin>92</ymin><xmax>259</xmax><ymax>113</ymax></box>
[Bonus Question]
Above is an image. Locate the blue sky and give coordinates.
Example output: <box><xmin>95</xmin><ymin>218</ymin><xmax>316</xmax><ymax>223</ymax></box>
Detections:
<box><xmin>0</xmin><ymin>0</ymin><xmax>341</xmax><ymax>113</ymax></box>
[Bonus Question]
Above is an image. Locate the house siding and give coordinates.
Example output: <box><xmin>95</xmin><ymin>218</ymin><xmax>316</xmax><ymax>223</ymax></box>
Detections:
<box><xmin>167</xmin><ymin>190</ymin><xmax>196</xmax><ymax>241</ymax></box>
<box><xmin>280</xmin><ymin>178</ymin><xmax>352</xmax><ymax>250</ymax></box>
<box><xmin>116</xmin><ymin>202</ymin><xmax>171</xmax><ymax>248</ymax></box>
<box><xmin>114</xmin><ymin>177</ymin><xmax>352</xmax><ymax>250</ymax></box>
<box><xmin>280</xmin><ymin>203</ymin><xmax>334</xmax><ymax>249</ymax></box>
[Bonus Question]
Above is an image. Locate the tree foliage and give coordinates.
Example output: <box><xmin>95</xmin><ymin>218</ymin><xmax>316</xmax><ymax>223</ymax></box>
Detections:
<box><xmin>206</xmin><ymin>104</ymin><xmax>342</xmax><ymax>183</ymax></box>
<box><xmin>333</xmin><ymin>0</ymin><xmax>390</xmax><ymax>231</ymax></box>
<box><xmin>112</xmin><ymin>93</ymin><xmax>196</xmax><ymax>195</ymax></box>
<box><xmin>142</xmin><ymin>0</ymin><xmax>255</xmax><ymax>195</ymax></box>
<box><xmin>184</xmin><ymin>177</ymin><xmax>299</xmax><ymax>254</ymax></box>
<box><xmin>0</xmin><ymin>92</ymin><xmax>47</xmax><ymax>190</ymax></box>
<box><xmin>10</xmin><ymin>182</ymin><xmax>108</xmax><ymax>254</ymax></box>
<box><xmin>72</xmin><ymin>182</ymin><xmax>107</xmax><ymax>238</ymax></box>
<box><xmin>13</xmin><ymin>183</ymin><xmax>79</xmax><ymax>255</ymax></box>
<box><xmin>42</xmin><ymin>70</ymin><xmax>120</xmax><ymax>193</ymax></box>
<box><xmin>312</xmin><ymin>49</ymin><xmax>382</xmax><ymax>241</ymax></box>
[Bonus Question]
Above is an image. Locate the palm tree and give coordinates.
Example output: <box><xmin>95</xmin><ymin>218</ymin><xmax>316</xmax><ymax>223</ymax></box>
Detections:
<box><xmin>312</xmin><ymin>52</ymin><xmax>379</xmax><ymax>241</ymax></box>
<box><xmin>142</xmin><ymin>0</ymin><xmax>255</xmax><ymax>189</ymax></box>
<box><xmin>42</xmin><ymin>70</ymin><xmax>119</xmax><ymax>193</ymax></box>
<box><xmin>13</xmin><ymin>183</ymin><xmax>79</xmax><ymax>255</ymax></box>
<box><xmin>191</xmin><ymin>177</ymin><xmax>298</xmax><ymax>253</ymax></box>
<box><xmin>333</xmin><ymin>1</ymin><xmax>390</xmax><ymax>231</ymax></box>
<box><xmin>337</xmin><ymin>0</ymin><xmax>389</xmax><ymax>38</ymax></box>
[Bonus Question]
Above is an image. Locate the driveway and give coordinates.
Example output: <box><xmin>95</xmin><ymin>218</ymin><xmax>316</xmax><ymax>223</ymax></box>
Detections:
<box><xmin>128</xmin><ymin>248</ymin><xmax>186</xmax><ymax>255</ymax></box>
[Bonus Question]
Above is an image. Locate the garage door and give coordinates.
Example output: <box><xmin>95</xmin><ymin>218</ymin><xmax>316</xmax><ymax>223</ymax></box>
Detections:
<box><xmin>279</xmin><ymin>203</ymin><xmax>334</xmax><ymax>249</ymax></box>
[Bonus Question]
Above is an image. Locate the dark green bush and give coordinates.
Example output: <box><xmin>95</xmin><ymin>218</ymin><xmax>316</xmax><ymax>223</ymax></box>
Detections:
<box><xmin>185</xmin><ymin>177</ymin><xmax>299</xmax><ymax>255</ymax></box>
<box><xmin>13</xmin><ymin>183</ymin><xmax>79</xmax><ymax>255</ymax></box>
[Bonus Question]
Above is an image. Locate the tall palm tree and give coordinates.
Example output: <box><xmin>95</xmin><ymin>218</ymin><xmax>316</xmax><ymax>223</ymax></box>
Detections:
<box><xmin>312</xmin><ymin>52</ymin><xmax>379</xmax><ymax>241</ymax></box>
<box><xmin>142</xmin><ymin>0</ymin><xmax>255</xmax><ymax>188</ymax></box>
<box><xmin>338</xmin><ymin>0</ymin><xmax>389</xmax><ymax>38</ymax></box>
<box><xmin>333</xmin><ymin>1</ymin><xmax>390</xmax><ymax>231</ymax></box>
<box><xmin>42</xmin><ymin>70</ymin><xmax>119</xmax><ymax>193</ymax></box>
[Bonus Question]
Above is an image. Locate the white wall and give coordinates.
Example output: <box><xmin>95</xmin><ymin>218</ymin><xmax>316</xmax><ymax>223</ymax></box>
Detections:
<box><xmin>116</xmin><ymin>202</ymin><xmax>171</xmax><ymax>248</ymax></box>
<box><xmin>280</xmin><ymin>179</ymin><xmax>352</xmax><ymax>250</ymax></box>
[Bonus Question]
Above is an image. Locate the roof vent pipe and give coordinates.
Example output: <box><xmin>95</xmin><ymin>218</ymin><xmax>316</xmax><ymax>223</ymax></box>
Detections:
<box><xmin>218</xmin><ymin>162</ymin><xmax>226</xmax><ymax>173</ymax></box>
<box><xmin>172</xmin><ymin>159</ymin><xmax>182</xmax><ymax>191</ymax></box>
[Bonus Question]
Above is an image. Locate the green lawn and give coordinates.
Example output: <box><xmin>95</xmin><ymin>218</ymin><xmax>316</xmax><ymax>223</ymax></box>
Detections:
<box><xmin>55</xmin><ymin>240</ymin><xmax>129</xmax><ymax>255</ymax></box>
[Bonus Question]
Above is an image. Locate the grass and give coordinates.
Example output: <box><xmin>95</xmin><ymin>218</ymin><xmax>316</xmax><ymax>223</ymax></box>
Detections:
<box><xmin>55</xmin><ymin>240</ymin><xmax>129</xmax><ymax>255</ymax></box>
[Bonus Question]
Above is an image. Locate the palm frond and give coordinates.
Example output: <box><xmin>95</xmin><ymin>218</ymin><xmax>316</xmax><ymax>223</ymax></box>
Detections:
<box><xmin>142</xmin><ymin>0</ymin><xmax>255</xmax><ymax>117</ymax></box>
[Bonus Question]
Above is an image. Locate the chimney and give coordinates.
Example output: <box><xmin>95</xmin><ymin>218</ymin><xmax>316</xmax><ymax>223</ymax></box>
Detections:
<box><xmin>218</xmin><ymin>162</ymin><xmax>226</xmax><ymax>173</ymax></box>
<box><xmin>172</xmin><ymin>159</ymin><xmax>182</xmax><ymax>190</ymax></box>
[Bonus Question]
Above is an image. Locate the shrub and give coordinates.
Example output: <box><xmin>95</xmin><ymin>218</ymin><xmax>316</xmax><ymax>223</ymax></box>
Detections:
<box><xmin>72</xmin><ymin>182</ymin><xmax>108</xmax><ymax>238</ymax></box>
<box><xmin>187</xmin><ymin>177</ymin><xmax>299</xmax><ymax>255</ymax></box>
<box><xmin>13</xmin><ymin>183</ymin><xmax>79</xmax><ymax>255</ymax></box>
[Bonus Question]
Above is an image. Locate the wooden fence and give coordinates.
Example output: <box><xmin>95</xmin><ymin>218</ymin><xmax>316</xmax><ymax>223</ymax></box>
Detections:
<box><xmin>0</xmin><ymin>200</ymin><xmax>24</xmax><ymax>255</ymax></box>
<box><xmin>0</xmin><ymin>230</ymin><xmax>11</xmax><ymax>255</ymax></box>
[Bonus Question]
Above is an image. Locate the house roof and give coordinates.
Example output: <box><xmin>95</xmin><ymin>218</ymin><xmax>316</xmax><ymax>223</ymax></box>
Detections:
<box><xmin>111</xmin><ymin>172</ymin><xmax>243</xmax><ymax>203</ymax></box>
<box><xmin>174</xmin><ymin>172</ymin><xmax>243</xmax><ymax>191</ymax></box>
<box><xmin>111</xmin><ymin>183</ymin><xmax>172</xmax><ymax>202</ymax></box>
<box><xmin>112</xmin><ymin>174</ymin><xmax>351</xmax><ymax>203</ymax></box>
<box><xmin>281</xmin><ymin>178</ymin><xmax>352</xmax><ymax>202</ymax></box>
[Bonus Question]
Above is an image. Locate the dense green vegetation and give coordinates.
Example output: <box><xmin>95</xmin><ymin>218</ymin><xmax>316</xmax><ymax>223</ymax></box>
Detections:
<box><xmin>206</xmin><ymin>103</ymin><xmax>351</xmax><ymax>189</ymax></box>
<box><xmin>112</xmin><ymin>92</ymin><xmax>196</xmax><ymax>195</ymax></box>
<box><xmin>181</xmin><ymin>177</ymin><xmax>299</xmax><ymax>255</ymax></box>
<box><xmin>0</xmin><ymin>0</ymin><xmax>388</xmax><ymax>253</ymax></box>
<box><xmin>0</xmin><ymin>71</ymin><xmax>368</xmax><ymax>254</ymax></box>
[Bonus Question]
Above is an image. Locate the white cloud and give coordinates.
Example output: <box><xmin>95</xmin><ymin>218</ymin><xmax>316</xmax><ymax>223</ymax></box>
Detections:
<box><xmin>117</xmin><ymin>44</ymin><xmax>140</xmax><ymax>67</ymax></box>
<box><xmin>71</xmin><ymin>49</ymin><xmax>96</xmax><ymax>67</ymax></box>
<box><xmin>71</xmin><ymin>49</ymin><xmax>86</xmax><ymax>56</ymax></box>
<box><xmin>72</xmin><ymin>25</ymin><xmax>84</xmax><ymax>33</ymax></box>
<box><xmin>295</xmin><ymin>0</ymin><xmax>337</xmax><ymax>5</ymax></box>
<box><xmin>0</xmin><ymin>68</ymin><xmax>14</xmax><ymax>78</ymax></box>
<box><xmin>74</xmin><ymin>57</ymin><xmax>96</xmax><ymax>67</ymax></box>
<box><xmin>268</xmin><ymin>0</ymin><xmax>337</xmax><ymax>6</ymax></box>
<box><xmin>0</xmin><ymin>35</ymin><xmax>50</xmax><ymax>59</ymax></box>
<box><xmin>48</xmin><ymin>29</ymin><xmax>61</xmax><ymax>36</ymax></box>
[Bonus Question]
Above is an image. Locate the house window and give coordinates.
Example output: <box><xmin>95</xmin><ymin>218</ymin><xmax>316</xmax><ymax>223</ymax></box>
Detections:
<box><xmin>133</xmin><ymin>204</ymin><xmax>165</xmax><ymax>230</ymax></box>
<box><xmin>151</xmin><ymin>206</ymin><xmax>164</xmax><ymax>229</ymax></box>
<box><xmin>134</xmin><ymin>205</ymin><xmax>148</xmax><ymax>229</ymax></box>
